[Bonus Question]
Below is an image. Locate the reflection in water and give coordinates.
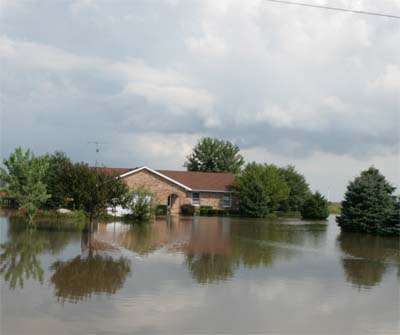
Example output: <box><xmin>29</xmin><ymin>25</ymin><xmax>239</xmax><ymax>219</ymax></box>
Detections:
<box><xmin>0</xmin><ymin>219</ymin><xmax>78</xmax><ymax>289</ymax></box>
<box><xmin>0</xmin><ymin>230</ymin><xmax>49</xmax><ymax>288</ymax></box>
<box><xmin>184</xmin><ymin>219</ymin><xmax>328</xmax><ymax>283</ymax></box>
<box><xmin>50</xmin><ymin>233</ymin><xmax>132</xmax><ymax>303</ymax></box>
<box><xmin>93</xmin><ymin>217</ymin><xmax>328</xmax><ymax>284</ymax></box>
<box><xmin>186</xmin><ymin>253</ymin><xmax>236</xmax><ymax>284</ymax></box>
<box><xmin>1</xmin><ymin>215</ymin><xmax>400</xmax><ymax>334</ymax></box>
<box><xmin>337</xmin><ymin>232</ymin><xmax>400</xmax><ymax>288</ymax></box>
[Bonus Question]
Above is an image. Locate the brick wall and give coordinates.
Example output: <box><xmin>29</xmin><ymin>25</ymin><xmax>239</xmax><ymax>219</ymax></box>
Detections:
<box><xmin>121</xmin><ymin>169</ymin><xmax>237</xmax><ymax>213</ymax></box>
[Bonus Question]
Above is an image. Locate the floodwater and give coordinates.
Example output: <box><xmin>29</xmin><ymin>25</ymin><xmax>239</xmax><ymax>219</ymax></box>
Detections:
<box><xmin>0</xmin><ymin>214</ymin><xmax>399</xmax><ymax>334</ymax></box>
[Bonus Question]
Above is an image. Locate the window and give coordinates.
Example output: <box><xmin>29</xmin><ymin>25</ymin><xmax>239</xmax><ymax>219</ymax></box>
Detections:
<box><xmin>223</xmin><ymin>193</ymin><xmax>232</xmax><ymax>207</ymax></box>
<box><xmin>192</xmin><ymin>192</ymin><xmax>200</xmax><ymax>206</ymax></box>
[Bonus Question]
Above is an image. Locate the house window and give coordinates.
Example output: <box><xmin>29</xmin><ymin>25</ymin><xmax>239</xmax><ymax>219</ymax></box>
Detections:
<box><xmin>222</xmin><ymin>194</ymin><xmax>232</xmax><ymax>207</ymax></box>
<box><xmin>192</xmin><ymin>192</ymin><xmax>200</xmax><ymax>206</ymax></box>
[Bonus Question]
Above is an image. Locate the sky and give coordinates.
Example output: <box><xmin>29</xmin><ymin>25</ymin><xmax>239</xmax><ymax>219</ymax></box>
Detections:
<box><xmin>0</xmin><ymin>0</ymin><xmax>399</xmax><ymax>201</ymax></box>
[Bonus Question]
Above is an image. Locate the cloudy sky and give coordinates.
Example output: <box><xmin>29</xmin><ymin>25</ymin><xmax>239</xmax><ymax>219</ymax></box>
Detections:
<box><xmin>0</xmin><ymin>0</ymin><xmax>399</xmax><ymax>201</ymax></box>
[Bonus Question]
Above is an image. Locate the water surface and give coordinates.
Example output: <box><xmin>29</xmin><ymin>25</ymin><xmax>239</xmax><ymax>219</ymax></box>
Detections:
<box><xmin>1</xmin><ymin>215</ymin><xmax>399</xmax><ymax>334</ymax></box>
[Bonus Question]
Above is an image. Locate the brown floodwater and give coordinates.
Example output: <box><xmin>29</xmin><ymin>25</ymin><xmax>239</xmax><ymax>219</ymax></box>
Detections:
<box><xmin>0</xmin><ymin>215</ymin><xmax>399</xmax><ymax>334</ymax></box>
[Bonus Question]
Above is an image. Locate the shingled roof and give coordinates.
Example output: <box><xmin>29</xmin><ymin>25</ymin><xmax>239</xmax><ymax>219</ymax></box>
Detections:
<box><xmin>100</xmin><ymin>166</ymin><xmax>235</xmax><ymax>192</ymax></box>
<box><xmin>157</xmin><ymin>170</ymin><xmax>234</xmax><ymax>192</ymax></box>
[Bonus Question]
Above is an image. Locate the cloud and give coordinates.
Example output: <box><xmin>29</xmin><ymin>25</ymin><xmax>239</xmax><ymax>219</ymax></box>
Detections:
<box><xmin>0</xmin><ymin>0</ymin><xmax>399</xmax><ymax>200</ymax></box>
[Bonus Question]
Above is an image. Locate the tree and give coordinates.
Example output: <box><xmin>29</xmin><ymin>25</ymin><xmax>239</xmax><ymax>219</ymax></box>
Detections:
<box><xmin>43</xmin><ymin>151</ymin><xmax>71</xmax><ymax>209</ymax></box>
<box><xmin>184</xmin><ymin>137</ymin><xmax>244</xmax><ymax>173</ymax></box>
<box><xmin>62</xmin><ymin>163</ymin><xmax>128</xmax><ymax>223</ymax></box>
<box><xmin>0</xmin><ymin>147</ymin><xmax>50</xmax><ymax>224</ymax></box>
<box><xmin>124</xmin><ymin>188</ymin><xmax>154</xmax><ymax>221</ymax></box>
<box><xmin>337</xmin><ymin>167</ymin><xmax>399</xmax><ymax>235</ymax></box>
<box><xmin>278</xmin><ymin>165</ymin><xmax>310</xmax><ymax>212</ymax></box>
<box><xmin>300</xmin><ymin>191</ymin><xmax>329</xmax><ymax>220</ymax></box>
<box><xmin>232</xmin><ymin>163</ymin><xmax>289</xmax><ymax>217</ymax></box>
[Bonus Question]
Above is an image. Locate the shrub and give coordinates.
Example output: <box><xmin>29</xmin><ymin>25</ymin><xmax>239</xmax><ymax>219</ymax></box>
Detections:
<box><xmin>199</xmin><ymin>205</ymin><xmax>212</xmax><ymax>216</ymax></box>
<box><xmin>124</xmin><ymin>189</ymin><xmax>153</xmax><ymax>221</ymax></box>
<box><xmin>337</xmin><ymin>167</ymin><xmax>399</xmax><ymax>235</ymax></box>
<box><xmin>181</xmin><ymin>204</ymin><xmax>195</xmax><ymax>216</ymax></box>
<box><xmin>301</xmin><ymin>192</ymin><xmax>329</xmax><ymax>220</ymax></box>
<box><xmin>155</xmin><ymin>204</ymin><xmax>167</xmax><ymax>216</ymax></box>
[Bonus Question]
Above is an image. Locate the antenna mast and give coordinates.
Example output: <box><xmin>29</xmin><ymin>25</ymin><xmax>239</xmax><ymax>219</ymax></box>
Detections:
<box><xmin>88</xmin><ymin>141</ymin><xmax>107</xmax><ymax>167</ymax></box>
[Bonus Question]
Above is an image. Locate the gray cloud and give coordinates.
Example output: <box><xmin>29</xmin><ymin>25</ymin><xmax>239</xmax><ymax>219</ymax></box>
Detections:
<box><xmin>1</xmin><ymin>0</ymin><xmax>399</xmax><ymax>200</ymax></box>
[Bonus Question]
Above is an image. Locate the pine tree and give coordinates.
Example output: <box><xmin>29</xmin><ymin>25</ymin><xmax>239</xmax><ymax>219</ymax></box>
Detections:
<box><xmin>300</xmin><ymin>191</ymin><xmax>329</xmax><ymax>220</ymax></box>
<box><xmin>337</xmin><ymin>167</ymin><xmax>399</xmax><ymax>235</ymax></box>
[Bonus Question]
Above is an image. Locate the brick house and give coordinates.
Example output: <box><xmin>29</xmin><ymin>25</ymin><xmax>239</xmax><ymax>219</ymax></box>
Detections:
<box><xmin>104</xmin><ymin>166</ymin><xmax>237</xmax><ymax>214</ymax></box>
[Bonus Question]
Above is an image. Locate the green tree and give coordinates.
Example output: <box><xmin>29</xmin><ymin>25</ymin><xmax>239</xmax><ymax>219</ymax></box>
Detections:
<box><xmin>278</xmin><ymin>165</ymin><xmax>310</xmax><ymax>212</ymax></box>
<box><xmin>0</xmin><ymin>147</ymin><xmax>50</xmax><ymax>224</ymax></box>
<box><xmin>300</xmin><ymin>191</ymin><xmax>329</xmax><ymax>220</ymax></box>
<box><xmin>184</xmin><ymin>137</ymin><xmax>244</xmax><ymax>173</ymax></box>
<box><xmin>124</xmin><ymin>188</ymin><xmax>154</xmax><ymax>221</ymax></box>
<box><xmin>232</xmin><ymin>163</ymin><xmax>289</xmax><ymax>217</ymax></box>
<box><xmin>337</xmin><ymin>167</ymin><xmax>399</xmax><ymax>235</ymax></box>
<box><xmin>43</xmin><ymin>151</ymin><xmax>71</xmax><ymax>209</ymax></box>
<box><xmin>62</xmin><ymin>163</ymin><xmax>128</xmax><ymax>223</ymax></box>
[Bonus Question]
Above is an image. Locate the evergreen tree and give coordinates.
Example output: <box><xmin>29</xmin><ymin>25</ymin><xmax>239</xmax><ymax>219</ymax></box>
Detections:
<box><xmin>300</xmin><ymin>191</ymin><xmax>329</xmax><ymax>220</ymax></box>
<box><xmin>337</xmin><ymin>167</ymin><xmax>399</xmax><ymax>235</ymax></box>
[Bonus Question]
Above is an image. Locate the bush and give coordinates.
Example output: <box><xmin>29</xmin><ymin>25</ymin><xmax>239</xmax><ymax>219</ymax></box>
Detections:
<box><xmin>181</xmin><ymin>204</ymin><xmax>195</xmax><ymax>216</ymax></box>
<box><xmin>337</xmin><ymin>167</ymin><xmax>399</xmax><ymax>235</ymax></box>
<box><xmin>155</xmin><ymin>204</ymin><xmax>167</xmax><ymax>216</ymax></box>
<box><xmin>124</xmin><ymin>189</ymin><xmax>153</xmax><ymax>221</ymax></box>
<box><xmin>301</xmin><ymin>192</ymin><xmax>329</xmax><ymax>220</ymax></box>
<box><xmin>199</xmin><ymin>205</ymin><xmax>212</xmax><ymax>216</ymax></box>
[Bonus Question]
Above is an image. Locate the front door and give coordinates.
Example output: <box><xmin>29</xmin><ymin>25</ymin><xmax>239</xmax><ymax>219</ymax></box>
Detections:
<box><xmin>167</xmin><ymin>194</ymin><xmax>179</xmax><ymax>214</ymax></box>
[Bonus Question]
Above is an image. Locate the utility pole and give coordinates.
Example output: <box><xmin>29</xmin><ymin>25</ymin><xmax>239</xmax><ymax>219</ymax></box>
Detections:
<box><xmin>88</xmin><ymin>141</ymin><xmax>107</xmax><ymax>167</ymax></box>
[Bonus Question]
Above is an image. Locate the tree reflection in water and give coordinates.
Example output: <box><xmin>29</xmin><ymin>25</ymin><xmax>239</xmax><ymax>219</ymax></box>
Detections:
<box><xmin>337</xmin><ymin>232</ymin><xmax>400</xmax><ymax>288</ymax></box>
<box><xmin>0</xmin><ymin>230</ymin><xmax>49</xmax><ymax>288</ymax></box>
<box><xmin>185</xmin><ymin>219</ymin><xmax>328</xmax><ymax>284</ymax></box>
<box><xmin>50</xmin><ymin>233</ymin><xmax>132</xmax><ymax>303</ymax></box>
<box><xmin>0</xmin><ymin>218</ymin><xmax>78</xmax><ymax>289</ymax></box>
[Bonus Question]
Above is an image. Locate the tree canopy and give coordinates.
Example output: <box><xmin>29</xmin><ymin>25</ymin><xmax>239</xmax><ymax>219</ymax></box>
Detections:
<box><xmin>232</xmin><ymin>163</ymin><xmax>289</xmax><ymax>217</ymax></box>
<box><xmin>278</xmin><ymin>165</ymin><xmax>310</xmax><ymax>212</ymax></box>
<box><xmin>300</xmin><ymin>191</ymin><xmax>329</xmax><ymax>220</ymax></box>
<box><xmin>184</xmin><ymin>137</ymin><xmax>244</xmax><ymax>173</ymax></box>
<box><xmin>0</xmin><ymin>147</ymin><xmax>50</xmax><ymax>223</ymax></box>
<box><xmin>337</xmin><ymin>167</ymin><xmax>399</xmax><ymax>235</ymax></box>
<box><xmin>42</xmin><ymin>151</ymin><xmax>72</xmax><ymax>209</ymax></box>
<box><xmin>61</xmin><ymin>163</ymin><xmax>128</xmax><ymax>222</ymax></box>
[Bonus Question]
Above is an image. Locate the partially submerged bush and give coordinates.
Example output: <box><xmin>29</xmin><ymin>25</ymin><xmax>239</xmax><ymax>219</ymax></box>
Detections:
<box><xmin>301</xmin><ymin>192</ymin><xmax>329</xmax><ymax>220</ymax></box>
<box><xmin>124</xmin><ymin>189</ymin><xmax>153</xmax><ymax>221</ymax></box>
<box><xmin>155</xmin><ymin>204</ymin><xmax>167</xmax><ymax>216</ymax></box>
<box><xmin>181</xmin><ymin>204</ymin><xmax>195</xmax><ymax>216</ymax></box>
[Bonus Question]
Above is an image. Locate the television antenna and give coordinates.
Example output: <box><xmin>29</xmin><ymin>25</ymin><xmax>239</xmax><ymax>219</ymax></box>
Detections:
<box><xmin>88</xmin><ymin>141</ymin><xmax>107</xmax><ymax>167</ymax></box>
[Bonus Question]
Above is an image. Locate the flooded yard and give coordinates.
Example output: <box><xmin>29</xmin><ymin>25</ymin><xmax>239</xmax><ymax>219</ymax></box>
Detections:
<box><xmin>0</xmin><ymin>215</ymin><xmax>399</xmax><ymax>334</ymax></box>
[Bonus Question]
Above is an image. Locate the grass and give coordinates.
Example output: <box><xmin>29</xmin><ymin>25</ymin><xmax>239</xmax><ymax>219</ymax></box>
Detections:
<box><xmin>328</xmin><ymin>202</ymin><xmax>342</xmax><ymax>215</ymax></box>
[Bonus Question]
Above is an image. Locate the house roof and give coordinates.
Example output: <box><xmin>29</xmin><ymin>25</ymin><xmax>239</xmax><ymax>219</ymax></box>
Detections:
<box><xmin>157</xmin><ymin>170</ymin><xmax>234</xmax><ymax>192</ymax></box>
<box><xmin>101</xmin><ymin>166</ymin><xmax>235</xmax><ymax>192</ymax></box>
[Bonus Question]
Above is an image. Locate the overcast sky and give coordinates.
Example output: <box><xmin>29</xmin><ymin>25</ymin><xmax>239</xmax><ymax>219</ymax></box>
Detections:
<box><xmin>0</xmin><ymin>0</ymin><xmax>399</xmax><ymax>201</ymax></box>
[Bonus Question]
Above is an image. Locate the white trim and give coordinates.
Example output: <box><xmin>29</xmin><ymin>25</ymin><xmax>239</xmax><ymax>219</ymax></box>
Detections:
<box><xmin>119</xmin><ymin>166</ymin><xmax>193</xmax><ymax>191</ymax></box>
